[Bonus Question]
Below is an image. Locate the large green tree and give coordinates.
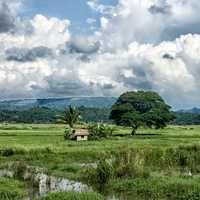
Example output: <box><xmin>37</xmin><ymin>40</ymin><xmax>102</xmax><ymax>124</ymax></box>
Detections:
<box><xmin>110</xmin><ymin>91</ymin><xmax>175</xmax><ymax>135</ymax></box>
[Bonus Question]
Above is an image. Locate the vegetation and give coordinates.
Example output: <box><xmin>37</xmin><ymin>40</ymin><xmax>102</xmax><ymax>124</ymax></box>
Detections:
<box><xmin>35</xmin><ymin>191</ymin><xmax>104</xmax><ymax>200</ymax></box>
<box><xmin>111</xmin><ymin>176</ymin><xmax>200</xmax><ymax>200</ymax></box>
<box><xmin>0</xmin><ymin>106</ymin><xmax>111</xmax><ymax>124</ymax></box>
<box><xmin>64</xmin><ymin>127</ymin><xmax>74</xmax><ymax>140</ymax></box>
<box><xmin>1</xmin><ymin>124</ymin><xmax>200</xmax><ymax>199</ymax></box>
<box><xmin>0</xmin><ymin>90</ymin><xmax>200</xmax><ymax>200</ymax></box>
<box><xmin>0</xmin><ymin>177</ymin><xmax>26</xmax><ymax>200</ymax></box>
<box><xmin>0</xmin><ymin>106</ymin><xmax>200</xmax><ymax>125</ymax></box>
<box><xmin>173</xmin><ymin>112</ymin><xmax>200</xmax><ymax>125</ymax></box>
<box><xmin>58</xmin><ymin>106</ymin><xmax>80</xmax><ymax>128</ymax></box>
<box><xmin>110</xmin><ymin>91</ymin><xmax>175</xmax><ymax>135</ymax></box>
<box><xmin>88</xmin><ymin>123</ymin><xmax>115</xmax><ymax>139</ymax></box>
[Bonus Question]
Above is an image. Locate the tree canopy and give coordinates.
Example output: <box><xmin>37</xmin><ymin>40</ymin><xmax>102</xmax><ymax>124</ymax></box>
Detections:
<box><xmin>110</xmin><ymin>91</ymin><xmax>175</xmax><ymax>135</ymax></box>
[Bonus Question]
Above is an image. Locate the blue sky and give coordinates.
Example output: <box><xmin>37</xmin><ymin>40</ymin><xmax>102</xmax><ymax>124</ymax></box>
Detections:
<box><xmin>24</xmin><ymin>0</ymin><xmax>118</xmax><ymax>34</ymax></box>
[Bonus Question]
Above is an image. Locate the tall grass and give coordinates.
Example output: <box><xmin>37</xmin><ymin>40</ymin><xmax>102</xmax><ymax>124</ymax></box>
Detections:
<box><xmin>0</xmin><ymin>177</ymin><xmax>26</xmax><ymax>200</ymax></box>
<box><xmin>111</xmin><ymin>176</ymin><xmax>200</xmax><ymax>200</ymax></box>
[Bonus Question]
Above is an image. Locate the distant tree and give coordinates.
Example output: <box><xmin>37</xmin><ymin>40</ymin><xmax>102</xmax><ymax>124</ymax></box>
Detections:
<box><xmin>110</xmin><ymin>91</ymin><xmax>175</xmax><ymax>135</ymax></box>
<box><xmin>58</xmin><ymin>106</ymin><xmax>80</xmax><ymax>128</ymax></box>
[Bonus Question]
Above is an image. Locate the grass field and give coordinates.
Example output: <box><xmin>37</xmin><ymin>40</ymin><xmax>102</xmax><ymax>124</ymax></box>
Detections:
<box><xmin>1</xmin><ymin>124</ymin><xmax>200</xmax><ymax>199</ymax></box>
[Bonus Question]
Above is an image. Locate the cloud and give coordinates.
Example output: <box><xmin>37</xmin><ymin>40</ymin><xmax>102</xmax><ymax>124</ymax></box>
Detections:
<box><xmin>69</xmin><ymin>36</ymin><xmax>100</xmax><ymax>54</ymax></box>
<box><xmin>87</xmin><ymin>0</ymin><xmax>116</xmax><ymax>15</ymax></box>
<box><xmin>6</xmin><ymin>47</ymin><xmax>53</xmax><ymax>62</ymax></box>
<box><xmin>1</xmin><ymin>0</ymin><xmax>200</xmax><ymax>109</ymax></box>
<box><xmin>0</xmin><ymin>14</ymin><xmax>70</xmax><ymax>52</ymax></box>
<box><xmin>149</xmin><ymin>4</ymin><xmax>170</xmax><ymax>15</ymax></box>
<box><xmin>94</xmin><ymin>0</ymin><xmax>200</xmax><ymax>48</ymax></box>
<box><xmin>86</xmin><ymin>18</ymin><xmax>96</xmax><ymax>25</ymax></box>
<box><xmin>0</xmin><ymin>2</ymin><xmax>15</xmax><ymax>33</ymax></box>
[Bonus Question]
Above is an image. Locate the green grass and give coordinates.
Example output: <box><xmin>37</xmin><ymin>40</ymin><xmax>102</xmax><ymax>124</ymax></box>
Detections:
<box><xmin>1</xmin><ymin>124</ymin><xmax>200</xmax><ymax>199</ymax></box>
<box><xmin>0</xmin><ymin>177</ymin><xmax>26</xmax><ymax>200</ymax></box>
<box><xmin>111</xmin><ymin>175</ymin><xmax>200</xmax><ymax>200</ymax></box>
<box><xmin>1</xmin><ymin>124</ymin><xmax>200</xmax><ymax>178</ymax></box>
<box><xmin>35</xmin><ymin>191</ymin><xmax>104</xmax><ymax>200</ymax></box>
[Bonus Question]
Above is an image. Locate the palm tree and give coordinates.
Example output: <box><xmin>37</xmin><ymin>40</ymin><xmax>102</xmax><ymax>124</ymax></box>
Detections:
<box><xmin>59</xmin><ymin>106</ymin><xmax>80</xmax><ymax>128</ymax></box>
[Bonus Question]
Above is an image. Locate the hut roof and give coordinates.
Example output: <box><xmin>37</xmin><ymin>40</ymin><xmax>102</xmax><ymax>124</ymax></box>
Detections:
<box><xmin>74</xmin><ymin>129</ymin><xmax>89</xmax><ymax>136</ymax></box>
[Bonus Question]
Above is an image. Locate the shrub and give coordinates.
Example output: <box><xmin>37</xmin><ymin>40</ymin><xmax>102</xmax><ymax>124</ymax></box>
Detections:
<box><xmin>95</xmin><ymin>159</ymin><xmax>113</xmax><ymax>186</ymax></box>
<box><xmin>88</xmin><ymin>123</ymin><xmax>115</xmax><ymax>139</ymax></box>
<box><xmin>112</xmin><ymin>148</ymin><xmax>149</xmax><ymax>179</ymax></box>
<box><xmin>81</xmin><ymin>158</ymin><xmax>114</xmax><ymax>192</ymax></box>
<box><xmin>64</xmin><ymin>128</ymin><xmax>74</xmax><ymax>140</ymax></box>
<box><xmin>12</xmin><ymin>161</ymin><xmax>27</xmax><ymax>179</ymax></box>
<box><xmin>1</xmin><ymin>148</ymin><xmax>14</xmax><ymax>157</ymax></box>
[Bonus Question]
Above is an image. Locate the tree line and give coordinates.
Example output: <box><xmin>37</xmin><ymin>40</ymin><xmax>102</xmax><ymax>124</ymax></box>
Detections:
<box><xmin>0</xmin><ymin>106</ymin><xmax>111</xmax><ymax>124</ymax></box>
<box><xmin>0</xmin><ymin>91</ymin><xmax>199</xmax><ymax>125</ymax></box>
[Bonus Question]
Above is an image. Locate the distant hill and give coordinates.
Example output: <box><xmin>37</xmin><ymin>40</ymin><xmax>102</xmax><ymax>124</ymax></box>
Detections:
<box><xmin>0</xmin><ymin>97</ymin><xmax>117</xmax><ymax>110</ymax></box>
<box><xmin>173</xmin><ymin>107</ymin><xmax>200</xmax><ymax>125</ymax></box>
<box><xmin>177</xmin><ymin>107</ymin><xmax>200</xmax><ymax>114</ymax></box>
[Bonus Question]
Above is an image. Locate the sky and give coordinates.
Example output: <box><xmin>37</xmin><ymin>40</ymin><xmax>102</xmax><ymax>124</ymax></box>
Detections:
<box><xmin>0</xmin><ymin>0</ymin><xmax>200</xmax><ymax>109</ymax></box>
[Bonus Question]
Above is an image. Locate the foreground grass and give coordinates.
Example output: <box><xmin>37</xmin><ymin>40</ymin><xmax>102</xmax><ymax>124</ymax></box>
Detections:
<box><xmin>111</xmin><ymin>176</ymin><xmax>200</xmax><ymax>200</ymax></box>
<box><xmin>0</xmin><ymin>177</ymin><xmax>26</xmax><ymax>200</ymax></box>
<box><xmin>35</xmin><ymin>191</ymin><xmax>104</xmax><ymax>200</ymax></box>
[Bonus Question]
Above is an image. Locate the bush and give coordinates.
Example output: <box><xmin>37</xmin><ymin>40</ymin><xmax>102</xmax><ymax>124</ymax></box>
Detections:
<box><xmin>1</xmin><ymin>148</ymin><xmax>14</xmax><ymax>157</ymax></box>
<box><xmin>64</xmin><ymin>128</ymin><xmax>74</xmax><ymax>140</ymax></box>
<box><xmin>112</xmin><ymin>148</ymin><xmax>149</xmax><ymax>179</ymax></box>
<box><xmin>81</xmin><ymin>158</ymin><xmax>113</xmax><ymax>191</ymax></box>
<box><xmin>96</xmin><ymin>159</ymin><xmax>113</xmax><ymax>185</ymax></box>
<box><xmin>88</xmin><ymin>123</ymin><xmax>115</xmax><ymax>139</ymax></box>
<box><xmin>12</xmin><ymin>161</ymin><xmax>27</xmax><ymax>179</ymax></box>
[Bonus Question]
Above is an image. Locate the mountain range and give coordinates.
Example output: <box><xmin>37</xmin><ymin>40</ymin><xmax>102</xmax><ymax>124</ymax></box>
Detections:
<box><xmin>177</xmin><ymin>107</ymin><xmax>200</xmax><ymax>115</ymax></box>
<box><xmin>0</xmin><ymin>97</ymin><xmax>200</xmax><ymax>114</ymax></box>
<box><xmin>0</xmin><ymin>97</ymin><xmax>117</xmax><ymax>110</ymax></box>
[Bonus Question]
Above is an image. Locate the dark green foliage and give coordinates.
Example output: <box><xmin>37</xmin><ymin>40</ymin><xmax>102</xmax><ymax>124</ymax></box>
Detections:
<box><xmin>12</xmin><ymin>161</ymin><xmax>27</xmax><ymax>179</ymax></box>
<box><xmin>173</xmin><ymin>112</ymin><xmax>200</xmax><ymax>125</ymax></box>
<box><xmin>0</xmin><ymin>106</ymin><xmax>111</xmax><ymax>124</ymax></box>
<box><xmin>88</xmin><ymin>123</ymin><xmax>115</xmax><ymax>139</ymax></box>
<box><xmin>1</xmin><ymin>148</ymin><xmax>14</xmax><ymax>157</ymax></box>
<box><xmin>0</xmin><ymin>107</ymin><xmax>58</xmax><ymax>123</ymax></box>
<box><xmin>110</xmin><ymin>91</ymin><xmax>175</xmax><ymax>134</ymax></box>
<box><xmin>95</xmin><ymin>159</ymin><xmax>113</xmax><ymax>186</ymax></box>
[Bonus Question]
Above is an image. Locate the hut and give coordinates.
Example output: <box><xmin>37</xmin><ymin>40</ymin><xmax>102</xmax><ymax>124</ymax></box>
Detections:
<box><xmin>73</xmin><ymin>129</ymin><xmax>89</xmax><ymax>141</ymax></box>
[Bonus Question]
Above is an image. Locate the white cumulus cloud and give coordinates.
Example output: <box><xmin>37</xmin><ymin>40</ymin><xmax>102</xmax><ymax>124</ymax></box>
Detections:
<box><xmin>0</xmin><ymin>0</ymin><xmax>200</xmax><ymax>109</ymax></box>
